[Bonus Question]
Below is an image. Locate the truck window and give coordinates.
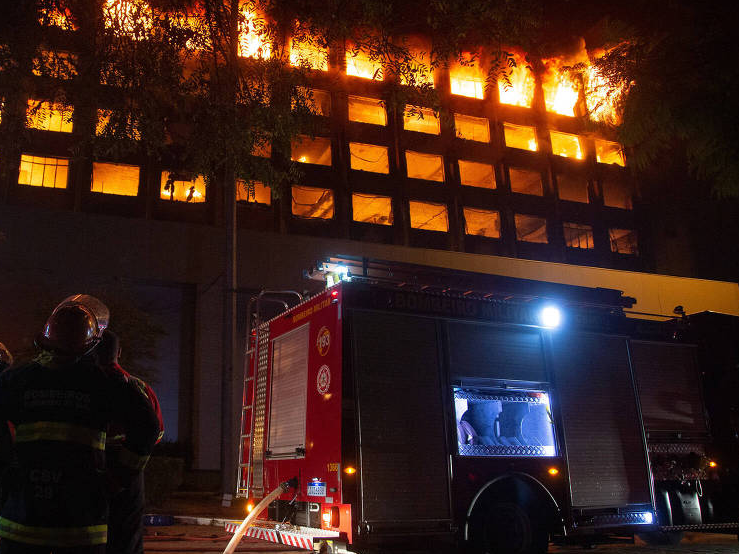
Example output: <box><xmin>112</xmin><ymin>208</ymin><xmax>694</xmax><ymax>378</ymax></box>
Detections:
<box><xmin>454</xmin><ymin>388</ymin><xmax>556</xmax><ymax>457</ymax></box>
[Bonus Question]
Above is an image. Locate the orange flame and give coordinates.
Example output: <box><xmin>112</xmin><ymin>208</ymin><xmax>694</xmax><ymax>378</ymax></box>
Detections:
<box><xmin>238</xmin><ymin>5</ymin><xmax>271</xmax><ymax>59</ymax></box>
<box><xmin>104</xmin><ymin>0</ymin><xmax>153</xmax><ymax>39</ymax></box>
<box><xmin>542</xmin><ymin>57</ymin><xmax>580</xmax><ymax>116</ymax></box>
<box><xmin>498</xmin><ymin>53</ymin><xmax>534</xmax><ymax>108</ymax></box>
<box><xmin>584</xmin><ymin>49</ymin><xmax>624</xmax><ymax>125</ymax></box>
<box><xmin>450</xmin><ymin>52</ymin><xmax>484</xmax><ymax>99</ymax></box>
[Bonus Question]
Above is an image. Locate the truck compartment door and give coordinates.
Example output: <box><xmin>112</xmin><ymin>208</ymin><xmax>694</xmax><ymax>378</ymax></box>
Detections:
<box><xmin>551</xmin><ymin>333</ymin><xmax>652</xmax><ymax>510</ymax></box>
<box><xmin>350</xmin><ymin>310</ymin><xmax>451</xmax><ymax>528</ymax></box>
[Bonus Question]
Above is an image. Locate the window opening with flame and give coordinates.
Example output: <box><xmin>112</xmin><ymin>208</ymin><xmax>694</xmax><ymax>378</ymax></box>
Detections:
<box><xmin>515</xmin><ymin>214</ymin><xmax>548</xmax><ymax>243</ymax></box>
<box><xmin>398</xmin><ymin>36</ymin><xmax>434</xmax><ymax>87</ymax></box>
<box><xmin>291</xmin><ymin>136</ymin><xmax>332</xmax><ymax>166</ymax></box>
<box><xmin>498</xmin><ymin>52</ymin><xmax>535</xmax><ymax>108</ymax></box>
<box><xmin>459</xmin><ymin>160</ymin><xmax>496</xmax><ymax>189</ymax></box>
<box><xmin>609</xmin><ymin>228</ymin><xmax>638</xmax><ymax>255</ymax></box>
<box><xmin>292</xmin><ymin>186</ymin><xmax>334</xmax><ymax>219</ymax></box>
<box><xmin>542</xmin><ymin>58</ymin><xmax>580</xmax><ymax>116</ymax></box>
<box><xmin>349</xmin><ymin>143</ymin><xmax>389</xmax><ymax>173</ymax></box>
<box><xmin>18</xmin><ymin>155</ymin><xmax>69</xmax><ymax>189</ymax></box>
<box><xmin>503</xmin><ymin>123</ymin><xmax>537</xmax><ymax>151</ymax></box>
<box><xmin>39</xmin><ymin>3</ymin><xmax>76</xmax><ymax>30</ymax></box>
<box><xmin>563</xmin><ymin>222</ymin><xmax>594</xmax><ymax>249</ymax></box>
<box><xmin>160</xmin><ymin>172</ymin><xmax>206</xmax><ymax>203</ymax></box>
<box><xmin>509</xmin><ymin>168</ymin><xmax>543</xmax><ymax>196</ymax></box>
<box><xmin>348</xmin><ymin>96</ymin><xmax>387</xmax><ymax>126</ymax></box>
<box><xmin>238</xmin><ymin>3</ymin><xmax>271</xmax><ymax>59</ymax></box>
<box><xmin>352</xmin><ymin>194</ymin><xmax>393</xmax><ymax>225</ymax></box>
<box><xmin>237</xmin><ymin>180</ymin><xmax>271</xmax><ymax>205</ymax></box>
<box><xmin>454</xmin><ymin>114</ymin><xmax>490</xmax><ymax>143</ymax></box>
<box><xmin>584</xmin><ymin>51</ymin><xmax>624</xmax><ymax>125</ymax></box>
<box><xmin>450</xmin><ymin>52</ymin><xmax>485</xmax><ymax>99</ymax></box>
<box><xmin>290</xmin><ymin>28</ymin><xmax>328</xmax><ymax>71</ymax></box>
<box><xmin>403</xmin><ymin>106</ymin><xmax>440</xmax><ymax>134</ymax></box>
<box><xmin>103</xmin><ymin>0</ymin><xmax>153</xmax><ymax>40</ymax></box>
<box><xmin>405</xmin><ymin>151</ymin><xmax>444</xmax><ymax>182</ymax></box>
<box><xmin>92</xmin><ymin>162</ymin><xmax>140</xmax><ymax>196</ymax></box>
<box><xmin>595</xmin><ymin>140</ymin><xmax>625</xmax><ymax>166</ymax></box>
<box><xmin>409</xmin><ymin>200</ymin><xmax>449</xmax><ymax>232</ymax></box>
<box><xmin>346</xmin><ymin>45</ymin><xmax>383</xmax><ymax>80</ymax></box>
<box><xmin>463</xmin><ymin>208</ymin><xmax>500</xmax><ymax>238</ymax></box>
<box><xmin>550</xmin><ymin>131</ymin><xmax>584</xmax><ymax>159</ymax></box>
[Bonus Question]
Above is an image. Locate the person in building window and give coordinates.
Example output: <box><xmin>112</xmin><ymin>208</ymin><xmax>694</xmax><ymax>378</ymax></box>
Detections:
<box><xmin>93</xmin><ymin>329</ymin><xmax>163</xmax><ymax>554</ymax></box>
<box><xmin>0</xmin><ymin>299</ymin><xmax>160</xmax><ymax>553</ymax></box>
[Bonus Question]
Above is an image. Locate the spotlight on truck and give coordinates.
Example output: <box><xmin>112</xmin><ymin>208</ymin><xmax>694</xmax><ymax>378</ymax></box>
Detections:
<box><xmin>539</xmin><ymin>305</ymin><xmax>562</xmax><ymax>328</ymax></box>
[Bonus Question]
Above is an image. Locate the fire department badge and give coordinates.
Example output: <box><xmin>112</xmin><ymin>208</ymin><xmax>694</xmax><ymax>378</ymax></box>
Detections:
<box><xmin>317</xmin><ymin>326</ymin><xmax>331</xmax><ymax>356</ymax></box>
<box><xmin>317</xmin><ymin>364</ymin><xmax>331</xmax><ymax>394</ymax></box>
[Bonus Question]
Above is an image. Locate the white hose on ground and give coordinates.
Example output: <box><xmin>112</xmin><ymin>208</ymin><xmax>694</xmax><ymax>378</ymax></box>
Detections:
<box><xmin>222</xmin><ymin>479</ymin><xmax>295</xmax><ymax>554</ymax></box>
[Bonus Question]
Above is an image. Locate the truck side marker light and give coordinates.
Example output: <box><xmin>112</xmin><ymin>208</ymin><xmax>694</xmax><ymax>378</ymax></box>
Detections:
<box><xmin>539</xmin><ymin>306</ymin><xmax>562</xmax><ymax>328</ymax></box>
<box><xmin>331</xmin><ymin>290</ymin><xmax>339</xmax><ymax>298</ymax></box>
<box><xmin>246</xmin><ymin>501</ymin><xmax>255</xmax><ymax>513</ymax></box>
<box><xmin>547</xmin><ymin>467</ymin><xmax>559</xmax><ymax>476</ymax></box>
<box><xmin>709</xmin><ymin>460</ymin><xmax>718</xmax><ymax>468</ymax></box>
<box><xmin>641</xmin><ymin>512</ymin><xmax>654</xmax><ymax>525</ymax></box>
<box><xmin>344</xmin><ymin>466</ymin><xmax>357</xmax><ymax>475</ymax></box>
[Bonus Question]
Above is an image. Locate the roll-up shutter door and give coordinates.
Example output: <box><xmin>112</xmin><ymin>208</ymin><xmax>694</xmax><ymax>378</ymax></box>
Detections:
<box><xmin>267</xmin><ymin>324</ymin><xmax>309</xmax><ymax>457</ymax></box>
<box><xmin>552</xmin><ymin>333</ymin><xmax>651</xmax><ymax>509</ymax></box>
<box><xmin>447</xmin><ymin>322</ymin><xmax>546</xmax><ymax>382</ymax></box>
<box><xmin>351</xmin><ymin>310</ymin><xmax>450</xmax><ymax>525</ymax></box>
<box><xmin>630</xmin><ymin>341</ymin><xmax>707</xmax><ymax>435</ymax></box>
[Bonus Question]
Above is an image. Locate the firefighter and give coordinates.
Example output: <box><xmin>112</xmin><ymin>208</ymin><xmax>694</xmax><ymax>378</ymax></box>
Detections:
<box><xmin>0</xmin><ymin>299</ymin><xmax>161</xmax><ymax>553</ymax></box>
<box><xmin>93</xmin><ymin>329</ymin><xmax>164</xmax><ymax>554</ymax></box>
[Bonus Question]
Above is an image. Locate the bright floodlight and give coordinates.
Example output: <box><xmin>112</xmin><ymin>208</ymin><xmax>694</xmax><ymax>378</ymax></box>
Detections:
<box><xmin>640</xmin><ymin>511</ymin><xmax>654</xmax><ymax>525</ymax></box>
<box><xmin>539</xmin><ymin>306</ymin><xmax>562</xmax><ymax>328</ymax></box>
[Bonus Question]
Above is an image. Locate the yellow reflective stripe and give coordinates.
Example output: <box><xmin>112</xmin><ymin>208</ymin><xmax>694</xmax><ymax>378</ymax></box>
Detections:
<box><xmin>118</xmin><ymin>446</ymin><xmax>150</xmax><ymax>470</ymax></box>
<box><xmin>15</xmin><ymin>422</ymin><xmax>106</xmax><ymax>451</ymax></box>
<box><xmin>0</xmin><ymin>517</ymin><xmax>107</xmax><ymax>546</ymax></box>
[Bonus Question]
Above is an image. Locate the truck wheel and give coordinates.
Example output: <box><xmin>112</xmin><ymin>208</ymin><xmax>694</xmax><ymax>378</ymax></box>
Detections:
<box><xmin>470</xmin><ymin>501</ymin><xmax>548</xmax><ymax>554</ymax></box>
<box><xmin>637</xmin><ymin>531</ymin><xmax>684</xmax><ymax>545</ymax></box>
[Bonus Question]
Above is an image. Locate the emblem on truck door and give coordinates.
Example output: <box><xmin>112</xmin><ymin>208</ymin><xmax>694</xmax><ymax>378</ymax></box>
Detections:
<box><xmin>317</xmin><ymin>326</ymin><xmax>331</xmax><ymax>356</ymax></box>
<box><xmin>317</xmin><ymin>365</ymin><xmax>331</xmax><ymax>394</ymax></box>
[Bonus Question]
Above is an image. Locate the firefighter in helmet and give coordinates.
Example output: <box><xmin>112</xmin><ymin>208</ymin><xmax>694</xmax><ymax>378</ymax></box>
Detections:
<box><xmin>0</xmin><ymin>296</ymin><xmax>161</xmax><ymax>553</ymax></box>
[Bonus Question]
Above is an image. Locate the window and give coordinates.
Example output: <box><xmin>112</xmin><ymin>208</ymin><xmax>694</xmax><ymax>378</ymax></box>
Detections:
<box><xmin>160</xmin><ymin>172</ymin><xmax>206</xmax><ymax>203</ymax></box>
<box><xmin>454</xmin><ymin>388</ymin><xmax>556</xmax><ymax>457</ymax></box>
<box><xmin>96</xmin><ymin>109</ymin><xmax>140</xmax><ymax>139</ymax></box>
<box><xmin>33</xmin><ymin>51</ymin><xmax>77</xmax><ymax>79</ymax></box>
<box><xmin>291</xmin><ymin>136</ymin><xmax>331</xmax><ymax>166</ymax></box>
<box><xmin>40</xmin><ymin>4</ymin><xmax>75</xmax><ymax>29</ymax></box>
<box><xmin>563</xmin><ymin>222</ymin><xmax>594</xmax><ymax>249</ymax></box>
<box><xmin>602</xmin><ymin>179</ymin><xmax>632</xmax><ymax>209</ymax></box>
<box><xmin>292</xmin><ymin>186</ymin><xmax>334</xmax><ymax>219</ymax></box>
<box><xmin>405</xmin><ymin>151</ymin><xmax>444</xmax><ymax>182</ymax></box>
<box><xmin>236</xmin><ymin>180</ymin><xmax>271</xmax><ymax>205</ymax></box>
<box><xmin>299</xmin><ymin>88</ymin><xmax>330</xmax><ymax>116</ymax></box>
<box><xmin>557</xmin><ymin>174</ymin><xmax>588</xmax><ymax>203</ymax></box>
<box><xmin>352</xmin><ymin>193</ymin><xmax>393</xmax><ymax>225</ymax></box>
<box><xmin>290</xmin><ymin>33</ymin><xmax>328</xmax><ymax>71</ymax></box>
<box><xmin>459</xmin><ymin>160</ymin><xmax>496</xmax><ymax>189</ymax></box>
<box><xmin>595</xmin><ymin>140</ymin><xmax>625</xmax><ymax>166</ymax></box>
<box><xmin>349</xmin><ymin>143</ymin><xmax>389</xmax><ymax>174</ymax></box>
<box><xmin>503</xmin><ymin>123</ymin><xmax>537</xmax><ymax>151</ymax></box>
<box><xmin>267</xmin><ymin>324</ymin><xmax>309</xmax><ymax>458</ymax></box>
<box><xmin>348</xmin><ymin>96</ymin><xmax>387</xmax><ymax>126</ymax></box>
<box><xmin>509</xmin><ymin>168</ymin><xmax>543</xmax><ymax>196</ymax></box>
<box><xmin>515</xmin><ymin>214</ymin><xmax>548</xmax><ymax>243</ymax></box>
<box><xmin>103</xmin><ymin>0</ymin><xmax>153</xmax><ymax>40</ymax></box>
<box><xmin>450</xmin><ymin>52</ymin><xmax>484</xmax><ymax>99</ymax></box>
<box><xmin>409</xmin><ymin>201</ymin><xmax>448</xmax><ymax>232</ymax></box>
<box><xmin>550</xmin><ymin>131</ymin><xmax>584</xmax><ymax>159</ymax></box>
<box><xmin>610</xmin><ymin>228</ymin><xmax>638</xmax><ymax>255</ymax></box>
<box><xmin>498</xmin><ymin>53</ymin><xmax>535</xmax><ymax>108</ymax></box>
<box><xmin>454</xmin><ymin>114</ymin><xmax>490</xmax><ymax>143</ymax></box>
<box><xmin>403</xmin><ymin>106</ymin><xmax>440</xmax><ymax>135</ymax></box>
<box><xmin>18</xmin><ymin>155</ymin><xmax>68</xmax><ymax>189</ymax></box>
<box><xmin>346</xmin><ymin>46</ymin><xmax>383</xmax><ymax>80</ymax></box>
<box><xmin>542</xmin><ymin>58</ymin><xmax>580</xmax><ymax>116</ymax></box>
<box><xmin>463</xmin><ymin>208</ymin><xmax>500</xmax><ymax>238</ymax></box>
<box><xmin>237</xmin><ymin>5</ymin><xmax>271</xmax><ymax>59</ymax></box>
<box><xmin>27</xmin><ymin>100</ymin><xmax>73</xmax><ymax>133</ymax></box>
<box><xmin>91</xmin><ymin>162</ymin><xmax>139</xmax><ymax>196</ymax></box>
<box><xmin>398</xmin><ymin>36</ymin><xmax>434</xmax><ymax>86</ymax></box>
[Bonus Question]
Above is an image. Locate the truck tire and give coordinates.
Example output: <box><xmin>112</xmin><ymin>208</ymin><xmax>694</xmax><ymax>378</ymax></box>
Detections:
<box><xmin>470</xmin><ymin>501</ymin><xmax>548</xmax><ymax>554</ymax></box>
<box><xmin>637</xmin><ymin>531</ymin><xmax>684</xmax><ymax>545</ymax></box>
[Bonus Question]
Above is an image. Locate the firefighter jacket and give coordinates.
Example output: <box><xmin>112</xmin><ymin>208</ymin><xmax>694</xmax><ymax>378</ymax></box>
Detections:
<box><xmin>0</xmin><ymin>356</ymin><xmax>161</xmax><ymax>547</ymax></box>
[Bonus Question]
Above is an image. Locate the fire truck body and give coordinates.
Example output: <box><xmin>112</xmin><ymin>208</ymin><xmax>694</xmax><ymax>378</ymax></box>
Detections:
<box><xmin>235</xmin><ymin>261</ymin><xmax>737</xmax><ymax>552</ymax></box>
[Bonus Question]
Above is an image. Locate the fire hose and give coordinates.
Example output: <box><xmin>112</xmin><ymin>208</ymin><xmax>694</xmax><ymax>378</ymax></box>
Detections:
<box><xmin>222</xmin><ymin>477</ymin><xmax>299</xmax><ymax>554</ymax></box>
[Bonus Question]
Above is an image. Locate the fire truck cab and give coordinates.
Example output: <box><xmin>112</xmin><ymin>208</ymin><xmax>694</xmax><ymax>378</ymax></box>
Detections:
<box><xmin>232</xmin><ymin>257</ymin><xmax>739</xmax><ymax>553</ymax></box>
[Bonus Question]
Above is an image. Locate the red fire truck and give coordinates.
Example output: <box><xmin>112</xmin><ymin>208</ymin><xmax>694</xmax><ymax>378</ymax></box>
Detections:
<box><xmin>229</xmin><ymin>257</ymin><xmax>739</xmax><ymax>553</ymax></box>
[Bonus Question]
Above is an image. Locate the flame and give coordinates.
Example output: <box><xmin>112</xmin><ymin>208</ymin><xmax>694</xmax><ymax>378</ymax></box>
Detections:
<box><xmin>346</xmin><ymin>47</ymin><xmax>383</xmax><ymax>80</ymax></box>
<box><xmin>584</xmin><ymin>50</ymin><xmax>624</xmax><ymax>125</ymax></box>
<box><xmin>41</xmin><ymin>5</ymin><xmax>76</xmax><ymax>29</ymax></box>
<box><xmin>104</xmin><ymin>0</ymin><xmax>153</xmax><ymax>39</ymax></box>
<box><xmin>238</xmin><ymin>5</ymin><xmax>271</xmax><ymax>59</ymax></box>
<box><xmin>498</xmin><ymin>53</ymin><xmax>534</xmax><ymax>108</ymax></box>
<box><xmin>542</xmin><ymin>58</ymin><xmax>580</xmax><ymax>116</ymax></box>
<box><xmin>450</xmin><ymin>52</ymin><xmax>484</xmax><ymax>99</ymax></box>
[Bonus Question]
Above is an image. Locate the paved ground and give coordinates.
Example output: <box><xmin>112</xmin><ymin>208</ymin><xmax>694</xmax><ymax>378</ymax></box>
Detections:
<box><xmin>143</xmin><ymin>527</ymin><xmax>738</xmax><ymax>554</ymax></box>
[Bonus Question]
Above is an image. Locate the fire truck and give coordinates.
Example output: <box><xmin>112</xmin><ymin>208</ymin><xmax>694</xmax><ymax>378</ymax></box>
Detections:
<box><xmin>229</xmin><ymin>257</ymin><xmax>739</xmax><ymax>553</ymax></box>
